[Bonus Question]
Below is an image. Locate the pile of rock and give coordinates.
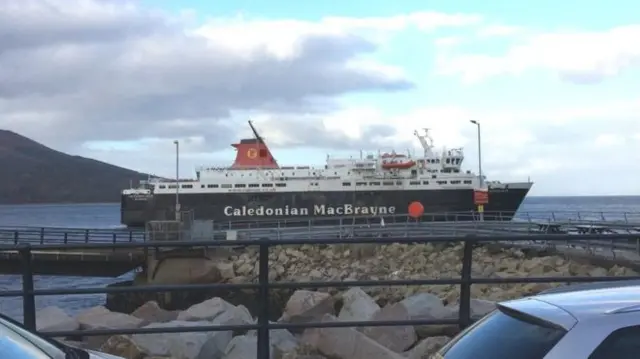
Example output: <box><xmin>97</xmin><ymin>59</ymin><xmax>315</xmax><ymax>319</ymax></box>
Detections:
<box><xmin>43</xmin><ymin>241</ymin><xmax>637</xmax><ymax>358</ymax></box>
<box><xmin>108</xmin><ymin>242</ymin><xmax>639</xmax><ymax>316</ymax></box>
<box><xmin>40</xmin><ymin>288</ymin><xmax>476</xmax><ymax>359</ymax></box>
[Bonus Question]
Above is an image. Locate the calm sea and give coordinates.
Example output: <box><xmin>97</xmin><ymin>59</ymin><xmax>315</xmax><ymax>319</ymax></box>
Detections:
<box><xmin>0</xmin><ymin>197</ymin><xmax>639</xmax><ymax>321</ymax></box>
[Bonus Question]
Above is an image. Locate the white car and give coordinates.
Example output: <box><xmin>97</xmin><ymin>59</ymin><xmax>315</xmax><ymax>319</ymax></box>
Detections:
<box><xmin>0</xmin><ymin>313</ymin><xmax>123</xmax><ymax>359</ymax></box>
<box><xmin>433</xmin><ymin>280</ymin><xmax>640</xmax><ymax>358</ymax></box>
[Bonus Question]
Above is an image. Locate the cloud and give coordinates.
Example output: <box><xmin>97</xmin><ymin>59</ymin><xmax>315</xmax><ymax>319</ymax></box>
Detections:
<box><xmin>0</xmin><ymin>1</ymin><xmax>483</xmax><ymax>152</ymax></box>
<box><xmin>436</xmin><ymin>25</ymin><xmax>640</xmax><ymax>84</ymax></box>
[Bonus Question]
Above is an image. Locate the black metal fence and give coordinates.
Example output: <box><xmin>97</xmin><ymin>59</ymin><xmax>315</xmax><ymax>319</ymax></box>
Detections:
<box><xmin>2</xmin><ymin>233</ymin><xmax>640</xmax><ymax>359</ymax></box>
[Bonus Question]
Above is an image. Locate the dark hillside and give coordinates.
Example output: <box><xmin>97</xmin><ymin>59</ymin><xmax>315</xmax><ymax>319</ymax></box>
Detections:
<box><xmin>0</xmin><ymin>130</ymin><xmax>148</xmax><ymax>204</ymax></box>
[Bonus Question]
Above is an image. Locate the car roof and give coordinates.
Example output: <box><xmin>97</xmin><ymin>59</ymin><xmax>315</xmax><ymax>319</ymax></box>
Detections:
<box><xmin>505</xmin><ymin>284</ymin><xmax>640</xmax><ymax>324</ymax></box>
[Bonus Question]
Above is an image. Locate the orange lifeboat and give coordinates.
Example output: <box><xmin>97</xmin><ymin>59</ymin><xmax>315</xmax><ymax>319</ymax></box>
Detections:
<box><xmin>381</xmin><ymin>159</ymin><xmax>416</xmax><ymax>170</ymax></box>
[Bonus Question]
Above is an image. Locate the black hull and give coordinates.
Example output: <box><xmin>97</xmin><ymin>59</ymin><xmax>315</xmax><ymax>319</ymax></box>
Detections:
<box><xmin>121</xmin><ymin>187</ymin><xmax>530</xmax><ymax>229</ymax></box>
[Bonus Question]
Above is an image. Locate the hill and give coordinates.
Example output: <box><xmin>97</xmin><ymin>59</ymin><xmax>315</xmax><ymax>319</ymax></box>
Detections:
<box><xmin>0</xmin><ymin>130</ymin><xmax>148</xmax><ymax>204</ymax></box>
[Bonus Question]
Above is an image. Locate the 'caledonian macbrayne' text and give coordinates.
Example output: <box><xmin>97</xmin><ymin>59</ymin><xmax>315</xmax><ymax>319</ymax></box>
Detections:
<box><xmin>223</xmin><ymin>205</ymin><xmax>396</xmax><ymax>216</ymax></box>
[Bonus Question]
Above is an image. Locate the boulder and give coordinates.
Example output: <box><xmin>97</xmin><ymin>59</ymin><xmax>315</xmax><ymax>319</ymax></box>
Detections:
<box><xmin>36</xmin><ymin>306</ymin><xmax>79</xmax><ymax>333</ymax></box>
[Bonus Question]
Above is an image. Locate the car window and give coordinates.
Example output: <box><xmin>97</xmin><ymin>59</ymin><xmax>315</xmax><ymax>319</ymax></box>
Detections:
<box><xmin>436</xmin><ymin>307</ymin><xmax>566</xmax><ymax>359</ymax></box>
<box><xmin>0</xmin><ymin>316</ymin><xmax>65</xmax><ymax>359</ymax></box>
<box><xmin>0</xmin><ymin>325</ymin><xmax>51</xmax><ymax>358</ymax></box>
<box><xmin>589</xmin><ymin>325</ymin><xmax>640</xmax><ymax>359</ymax></box>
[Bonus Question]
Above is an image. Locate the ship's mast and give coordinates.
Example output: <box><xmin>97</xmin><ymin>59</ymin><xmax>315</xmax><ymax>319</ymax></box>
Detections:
<box><xmin>413</xmin><ymin>128</ymin><xmax>434</xmax><ymax>157</ymax></box>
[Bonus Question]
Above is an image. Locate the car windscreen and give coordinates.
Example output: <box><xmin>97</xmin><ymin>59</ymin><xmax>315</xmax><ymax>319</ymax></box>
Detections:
<box><xmin>436</xmin><ymin>307</ymin><xmax>566</xmax><ymax>359</ymax></box>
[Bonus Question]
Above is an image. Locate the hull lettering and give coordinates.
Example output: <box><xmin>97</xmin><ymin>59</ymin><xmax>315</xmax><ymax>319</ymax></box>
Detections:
<box><xmin>223</xmin><ymin>205</ymin><xmax>396</xmax><ymax>217</ymax></box>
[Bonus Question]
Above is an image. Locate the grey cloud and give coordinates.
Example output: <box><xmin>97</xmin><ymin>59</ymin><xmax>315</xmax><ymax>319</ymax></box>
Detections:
<box><xmin>253</xmin><ymin>116</ymin><xmax>399</xmax><ymax>150</ymax></box>
<box><xmin>0</xmin><ymin>0</ymin><xmax>413</xmax><ymax>151</ymax></box>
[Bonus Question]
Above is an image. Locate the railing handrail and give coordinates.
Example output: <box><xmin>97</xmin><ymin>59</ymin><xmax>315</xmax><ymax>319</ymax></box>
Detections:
<box><xmin>1</xmin><ymin>209</ymin><xmax>640</xmax><ymax>233</ymax></box>
<box><xmin>5</xmin><ymin>232</ymin><xmax>640</xmax><ymax>359</ymax></box>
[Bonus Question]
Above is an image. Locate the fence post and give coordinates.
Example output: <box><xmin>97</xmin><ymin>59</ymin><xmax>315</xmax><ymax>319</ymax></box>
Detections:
<box><xmin>19</xmin><ymin>244</ymin><xmax>36</xmax><ymax>331</ymax></box>
<box><xmin>257</xmin><ymin>237</ymin><xmax>270</xmax><ymax>359</ymax></box>
<box><xmin>458</xmin><ymin>237</ymin><xmax>475</xmax><ymax>330</ymax></box>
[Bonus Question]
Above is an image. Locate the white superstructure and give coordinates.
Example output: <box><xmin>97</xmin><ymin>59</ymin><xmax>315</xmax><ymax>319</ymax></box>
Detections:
<box><xmin>123</xmin><ymin>124</ymin><xmax>525</xmax><ymax>197</ymax></box>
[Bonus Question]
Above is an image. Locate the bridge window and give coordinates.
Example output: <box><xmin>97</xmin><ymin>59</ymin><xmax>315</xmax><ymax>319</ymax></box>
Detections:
<box><xmin>168</xmin><ymin>185</ymin><xmax>177</xmax><ymax>189</ymax></box>
<box><xmin>275</xmin><ymin>183</ymin><xmax>286</xmax><ymax>187</ymax></box>
<box><xmin>396</xmin><ymin>181</ymin><xmax>403</xmax><ymax>185</ymax></box>
<box><xmin>463</xmin><ymin>180</ymin><xmax>472</xmax><ymax>184</ymax></box>
<box><xmin>248</xmin><ymin>184</ymin><xmax>260</xmax><ymax>188</ymax></box>
<box><xmin>235</xmin><ymin>184</ymin><xmax>246</xmax><ymax>188</ymax></box>
<box><xmin>437</xmin><ymin>180</ymin><xmax>447</xmax><ymax>185</ymax></box>
<box><xmin>261</xmin><ymin>183</ymin><xmax>273</xmax><ymax>187</ymax></box>
<box><xmin>159</xmin><ymin>185</ymin><xmax>166</xmax><ymax>189</ymax></box>
<box><xmin>369</xmin><ymin>182</ymin><xmax>381</xmax><ymax>186</ymax></box>
<box><xmin>342</xmin><ymin>182</ymin><xmax>351</xmax><ymax>186</ymax></box>
<box><xmin>409</xmin><ymin>181</ymin><xmax>420</xmax><ymax>185</ymax></box>
<box><xmin>423</xmin><ymin>181</ymin><xmax>430</xmax><ymax>185</ymax></box>
<box><xmin>221</xmin><ymin>184</ymin><xmax>232</xmax><ymax>188</ymax></box>
<box><xmin>450</xmin><ymin>180</ymin><xmax>461</xmax><ymax>184</ymax></box>
<box><xmin>181</xmin><ymin>184</ymin><xmax>193</xmax><ymax>189</ymax></box>
<box><xmin>356</xmin><ymin>182</ymin><xmax>367</xmax><ymax>186</ymax></box>
<box><xmin>382</xmin><ymin>181</ymin><xmax>393</xmax><ymax>185</ymax></box>
<box><xmin>207</xmin><ymin>184</ymin><xmax>218</xmax><ymax>188</ymax></box>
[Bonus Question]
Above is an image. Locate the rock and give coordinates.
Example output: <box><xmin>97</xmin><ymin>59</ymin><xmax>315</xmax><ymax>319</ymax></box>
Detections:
<box><xmin>338</xmin><ymin>287</ymin><xmax>380</xmax><ymax>322</ymax></box>
<box><xmin>148</xmin><ymin>257</ymin><xmax>223</xmax><ymax>284</ymax></box>
<box><xmin>363</xmin><ymin>302</ymin><xmax>416</xmax><ymax>352</ymax></box>
<box><xmin>130</xmin><ymin>320</ymin><xmax>232</xmax><ymax>359</ymax></box>
<box><xmin>404</xmin><ymin>336</ymin><xmax>451</xmax><ymax>359</ymax></box>
<box><xmin>76</xmin><ymin>306</ymin><xmax>145</xmax><ymax>330</ymax></box>
<box><xmin>100</xmin><ymin>335</ymin><xmax>145</xmax><ymax>359</ymax></box>
<box><xmin>131</xmin><ymin>301</ymin><xmax>179</xmax><ymax>323</ymax></box>
<box><xmin>280</xmin><ymin>290</ymin><xmax>334</xmax><ymax>328</ymax></box>
<box><xmin>178</xmin><ymin>297</ymin><xmax>236</xmax><ymax>321</ymax></box>
<box><xmin>36</xmin><ymin>306</ymin><xmax>79</xmax><ymax>333</ymax></box>
<box><xmin>223</xmin><ymin>335</ymin><xmax>258</xmax><ymax>359</ymax></box>
<box><xmin>303</xmin><ymin>314</ymin><xmax>404</xmax><ymax>359</ymax></box>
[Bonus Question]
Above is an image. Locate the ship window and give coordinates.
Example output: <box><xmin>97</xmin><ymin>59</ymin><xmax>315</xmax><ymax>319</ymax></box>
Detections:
<box><xmin>235</xmin><ymin>184</ymin><xmax>246</xmax><ymax>188</ymax></box>
<box><xmin>432</xmin><ymin>175</ymin><xmax>437</xmax><ymax>179</ymax></box>
<box><xmin>463</xmin><ymin>180</ymin><xmax>472</xmax><ymax>184</ymax></box>
<box><xmin>356</xmin><ymin>182</ymin><xmax>367</xmax><ymax>186</ymax></box>
<box><xmin>446</xmin><ymin>158</ymin><xmax>450</xmax><ymax>164</ymax></box>
<box><xmin>159</xmin><ymin>185</ymin><xmax>166</xmax><ymax>189</ymax></box>
<box><xmin>423</xmin><ymin>181</ymin><xmax>429</xmax><ymax>185</ymax></box>
<box><xmin>369</xmin><ymin>182</ymin><xmax>381</xmax><ymax>186</ymax></box>
<box><xmin>450</xmin><ymin>180</ymin><xmax>461</xmax><ymax>184</ymax></box>
<box><xmin>207</xmin><ymin>184</ymin><xmax>218</xmax><ymax>188</ymax></box>
<box><xmin>168</xmin><ymin>185</ymin><xmax>177</xmax><ymax>189</ymax></box>
<box><xmin>396</xmin><ymin>181</ymin><xmax>402</xmax><ymax>185</ymax></box>
<box><xmin>382</xmin><ymin>181</ymin><xmax>393</xmax><ymax>186</ymax></box>
<box><xmin>342</xmin><ymin>182</ymin><xmax>351</xmax><ymax>186</ymax></box>
<box><xmin>248</xmin><ymin>184</ymin><xmax>260</xmax><ymax>188</ymax></box>
<box><xmin>409</xmin><ymin>181</ymin><xmax>420</xmax><ymax>185</ymax></box>
<box><xmin>221</xmin><ymin>184</ymin><xmax>232</xmax><ymax>188</ymax></box>
<box><xmin>437</xmin><ymin>181</ymin><xmax>447</xmax><ymax>185</ymax></box>
<box><xmin>201</xmin><ymin>185</ymin><xmax>205</xmax><ymax>188</ymax></box>
<box><xmin>262</xmin><ymin>183</ymin><xmax>273</xmax><ymax>187</ymax></box>
<box><xmin>275</xmin><ymin>183</ymin><xmax>286</xmax><ymax>187</ymax></box>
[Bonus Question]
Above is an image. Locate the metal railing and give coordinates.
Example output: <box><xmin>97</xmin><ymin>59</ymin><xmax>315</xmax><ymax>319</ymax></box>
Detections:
<box><xmin>3</xmin><ymin>233</ymin><xmax>640</xmax><ymax>358</ymax></box>
<box><xmin>0</xmin><ymin>227</ymin><xmax>146</xmax><ymax>244</ymax></box>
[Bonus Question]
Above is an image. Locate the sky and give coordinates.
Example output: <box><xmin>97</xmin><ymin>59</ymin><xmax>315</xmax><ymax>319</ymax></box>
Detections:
<box><xmin>1</xmin><ymin>0</ymin><xmax>639</xmax><ymax>196</ymax></box>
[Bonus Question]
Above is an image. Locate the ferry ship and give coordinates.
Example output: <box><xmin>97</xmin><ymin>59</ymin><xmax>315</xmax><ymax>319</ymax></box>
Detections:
<box><xmin>120</xmin><ymin>121</ymin><xmax>532</xmax><ymax>227</ymax></box>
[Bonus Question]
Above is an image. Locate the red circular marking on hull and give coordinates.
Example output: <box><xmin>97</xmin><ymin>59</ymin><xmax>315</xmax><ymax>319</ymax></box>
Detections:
<box><xmin>408</xmin><ymin>201</ymin><xmax>424</xmax><ymax>219</ymax></box>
